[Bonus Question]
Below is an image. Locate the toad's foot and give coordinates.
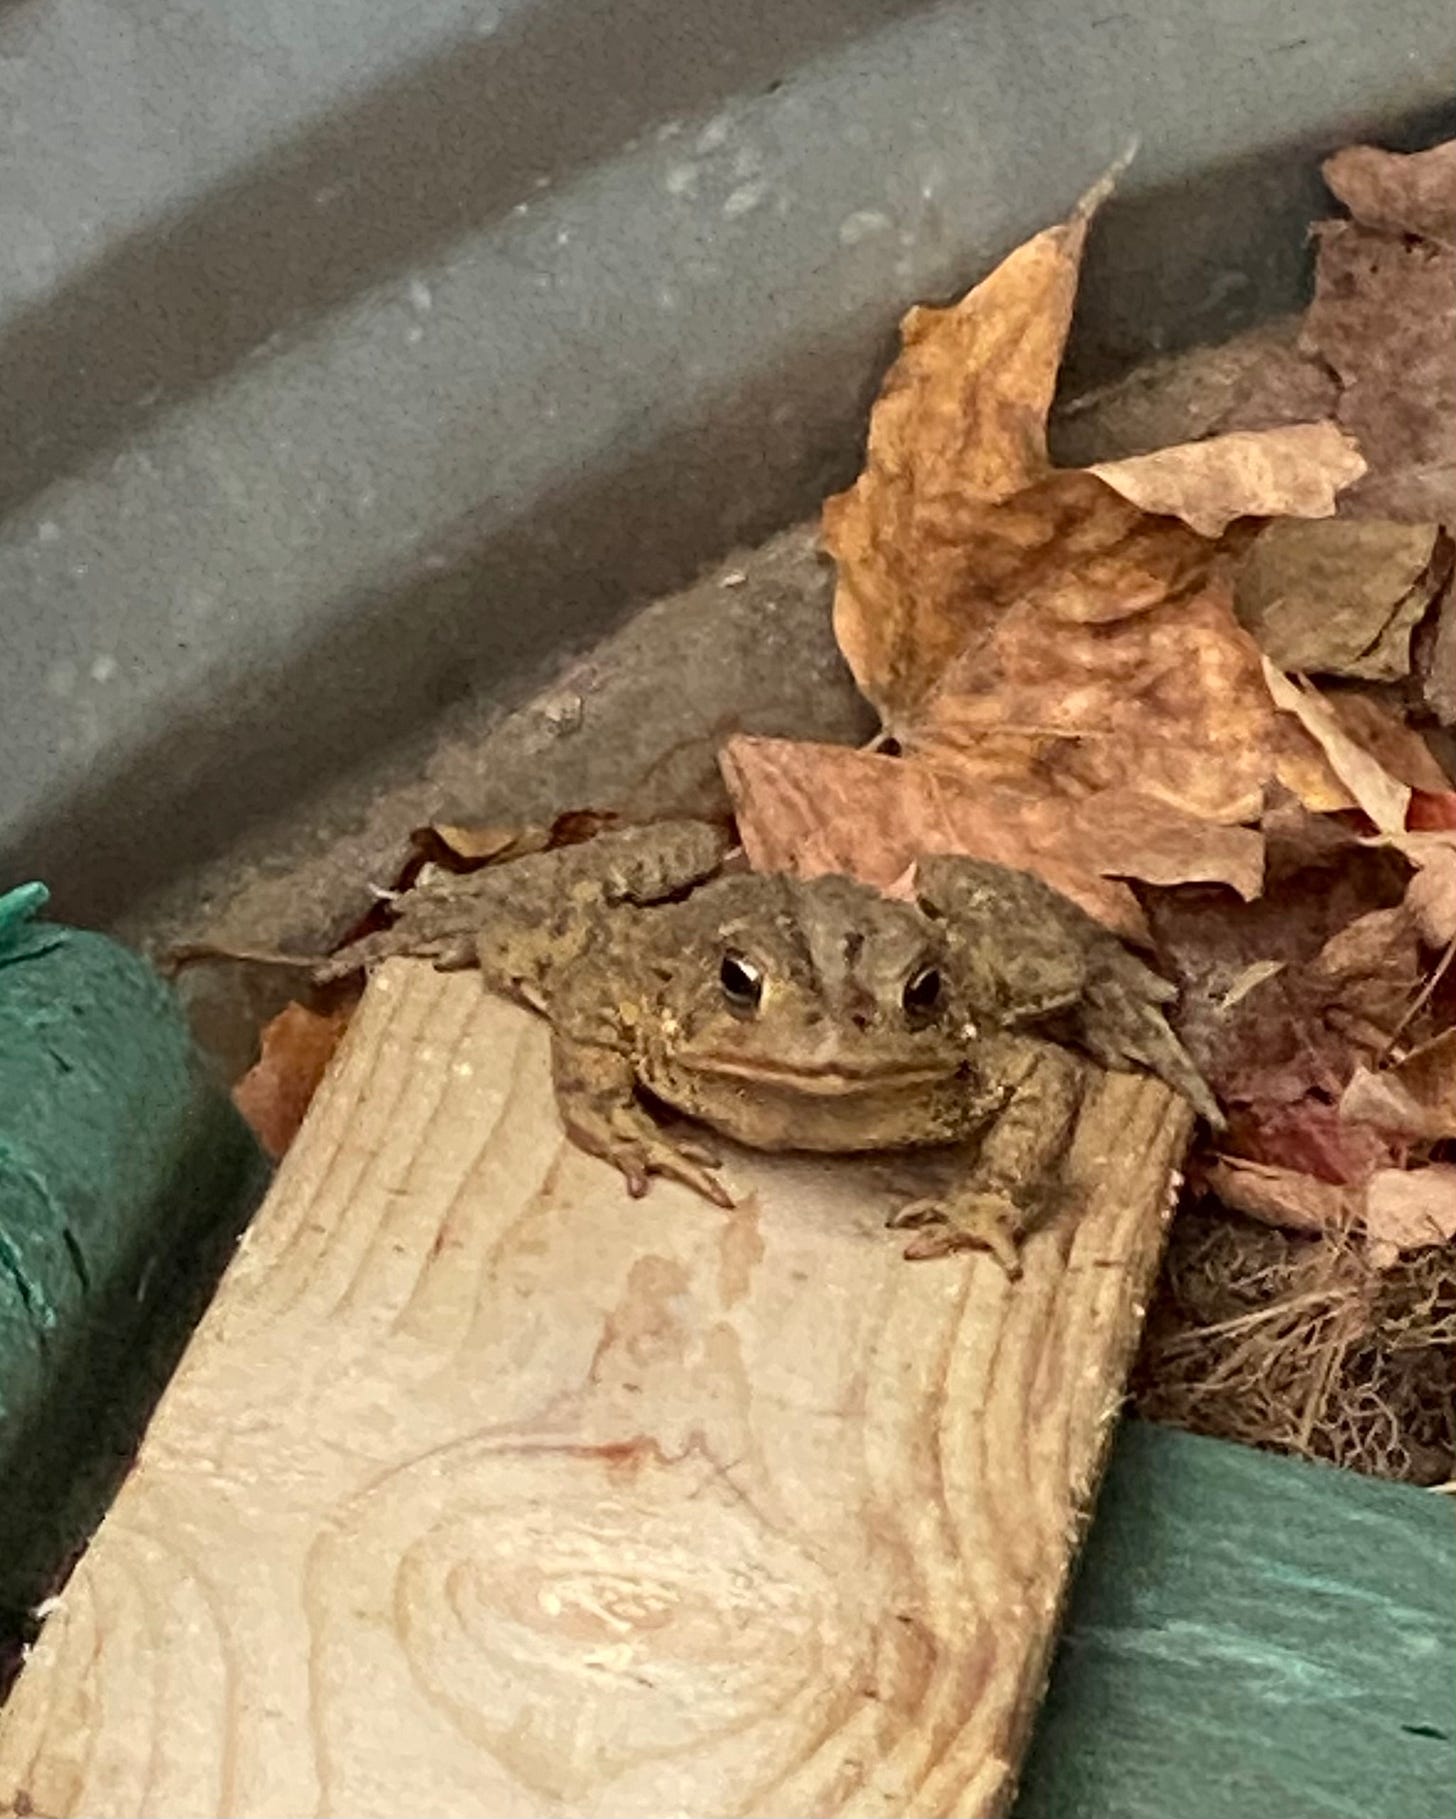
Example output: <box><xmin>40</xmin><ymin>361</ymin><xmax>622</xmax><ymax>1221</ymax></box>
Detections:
<box><xmin>552</xmin><ymin>1033</ymin><xmax>730</xmax><ymax>1207</ymax></box>
<box><xmin>602</xmin><ymin>1107</ymin><xmax>729</xmax><ymax>1206</ymax></box>
<box><xmin>887</xmin><ymin>1188</ymin><xmax>1028</xmax><ymax>1276</ymax></box>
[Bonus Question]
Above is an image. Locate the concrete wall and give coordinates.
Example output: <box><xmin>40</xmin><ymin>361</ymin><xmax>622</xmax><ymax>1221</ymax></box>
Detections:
<box><xmin>3</xmin><ymin>0</ymin><xmax>1453</xmax><ymax>922</ymax></box>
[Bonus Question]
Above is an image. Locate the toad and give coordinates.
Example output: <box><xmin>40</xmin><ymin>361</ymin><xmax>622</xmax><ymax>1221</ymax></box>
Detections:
<box><xmin>320</xmin><ymin>821</ymin><xmax>1218</xmax><ymax>1270</ymax></box>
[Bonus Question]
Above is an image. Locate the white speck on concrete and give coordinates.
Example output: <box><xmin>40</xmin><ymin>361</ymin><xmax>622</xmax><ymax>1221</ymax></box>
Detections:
<box><xmin>90</xmin><ymin>654</ymin><xmax>118</xmax><ymax>683</ymax></box>
<box><xmin>696</xmin><ymin>115</ymin><xmax>731</xmax><ymax>154</ymax></box>
<box><xmin>71</xmin><ymin>562</ymin><xmax>89</xmax><ymax>579</ymax></box>
<box><xmin>408</xmin><ymin>278</ymin><xmax>433</xmax><ymax>314</ymax></box>
<box><xmin>720</xmin><ymin>570</ymin><xmax>747</xmax><ymax>589</ymax></box>
<box><xmin>657</xmin><ymin>286</ymin><xmax>678</xmax><ymax>312</ymax></box>
<box><xmin>539</xmin><ymin>690</ymin><xmax>583</xmax><ymax>735</ymax></box>
<box><xmin>453</xmin><ymin>1061</ymin><xmax>475</xmax><ymax>1079</ymax></box>
<box><xmin>511</xmin><ymin>201</ymin><xmax>529</xmax><ymax>217</ymax></box>
<box><xmin>555</xmin><ymin>228</ymin><xmax>571</xmax><ymax>247</ymax></box>
<box><xmin>665</xmin><ymin>164</ymin><xmax>698</xmax><ymax>198</ymax></box>
<box><xmin>36</xmin><ymin>519</ymin><xmax>59</xmax><ymax>543</ymax></box>
<box><xmin>839</xmin><ymin>209</ymin><xmax>893</xmax><ymax>247</ymax></box>
<box><xmin>405</xmin><ymin>323</ymin><xmax>425</xmax><ymax>346</ymax></box>
<box><xmin>723</xmin><ymin>181</ymin><xmax>768</xmax><ymax>219</ymax></box>
<box><xmin>475</xmin><ymin>3</ymin><xmax>502</xmax><ymax>34</ymax></box>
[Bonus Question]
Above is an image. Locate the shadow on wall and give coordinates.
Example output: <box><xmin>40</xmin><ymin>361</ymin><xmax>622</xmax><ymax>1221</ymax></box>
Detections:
<box><xmin>0</xmin><ymin>0</ymin><xmax>944</xmax><ymax>522</ymax></box>
<box><xmin>4</xmin><ymin>314</ymin><xmax>883</xmax><ymax>930</ymax></box>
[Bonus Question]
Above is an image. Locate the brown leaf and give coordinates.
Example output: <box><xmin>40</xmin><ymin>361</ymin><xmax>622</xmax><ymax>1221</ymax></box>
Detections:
<box><xmin>1403</xmin><ymin>841</ymin><xmax>1456</xmax><ymax>946</ymax></box>
<box><xmin>1363</xmin><ymin>1164</ymin><xmax>1456</xmax><ymax>1268</ymax></box>
<box><xmin>232</xmin><ymin>1001</ymin><xmax>352</xmax><ymax>1160</ymax></box>
<box><xmin>1234</xmin><ymin>519</ymin><xmax>1442</xmax><ymax>681</ymax></box>
<box><xmin>1304</xmin><ymin>215</ymin><xmax>1456</xmax><ymax>522</ymax></box>
<box><xmin>1310</xmin><ymin>902</ymin><xmax>1421</xmax><ymax>1015</ymax></box>
<box><xmin>1417</xmin><ymin>542</ymin><xmax>1456</xmax><ymax>723</ymax></box>
<box><xmin>1224</xmin><ymin>1099</ymin><xmax>1402</xmax><ymax>1187</ymax></box>
<box><xmin>722</xmin><ymin>734</ymin><xmax>1266</xmax><ymax>937</ymax></box>
<box><xmin>1324</xmin><ymin>140</ymin><xmax>1456</xmax><ymax>247</ymax></box>
<box><xmin>1201</xmin><ymin>1155</ymin><xmax>1357</xmax><ymax>1235</ymax></box>
<box><xmin>1088</xmin><ymin>421</ymin><xmax>1364</xmax><ymax>538</ymax></box>
<box><xmin>824</xmin><ymin>179</ymin><xmax>1108</xmax><ymax>724</ymax></box>
<box><xmin>824</xmin><ymin>166</ymin><xmax>1363</xmax><ymax>749</ymax></box>
<box><xmin>721</xmin><ymin>735</ymin><xmax>1148</xmax><ymax>935</ymax></box>
<box><xmin>1148</xmin><ymin>869</ymin><xmax>1417</xmax><ymax>1146</ymax></box>
<box><xmin>1327</xmin><ymin>693</ymin><xmax>1453</xmax><ymax>794</ymax></box>
<box><xmin>1260</xmin><ymin>661</ymin><xmax>1409</xmax><ymax>831</ymax></box>
<box><xmin>1342</xmin><ymin>1028</ymin><xmax>1456</xmax><ymax>1140</ymax></box>
<box><xmin>428</xmin><ymin>821</ymin><xmax>540</xmax><ymax>863</ymax></box>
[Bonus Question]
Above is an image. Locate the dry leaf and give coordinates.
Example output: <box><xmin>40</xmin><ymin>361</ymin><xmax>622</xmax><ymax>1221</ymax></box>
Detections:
<box><xmin>1305</xmin><ymin>210</ymin><xmax>1456</xmax><ymax>522</ymax></box>
<box><xmin>1404</xmin><ymin>842</ymin><xmax>1456</xmax><ymax>946</ymax></box>
<box><xmin>428</xmin><ymin>821</ymin><xmax>539</xmax><ymax>863</ymax></box>
<box><xmin>722</xmin><ymin>734</ymin><xmax>1266</xmax><ymax>938</ymax></box>
<box><xmin>1224</xmin><ymin>1099</ymin><xmax>1403</xmax><ymax>1187</ymax></box>
<box><xmin>1260</xmin><ymin>660</ymin><xmax>1410</xmax><ymax>831</ymax></box>
<box><xmin>232</xmin><ymin>1000</ymin><xmax>352</xmax><ymax>1160</ymax></box>
<box><xmin>1201</xmin><ymin>1155</ymin><xmax>1356</xmax><ymax>1235</ymax></box>
<box><xmin>1149</xmin><ymin>868</ymin><xmax>1417</xmax><ymax>1190</ymax></box>
<box><xmin>1234</xmin><ymin>519</ymin><xmax>1442</xmax><ymax>680</ymax></box>
<box><xmin>1417</xmin><ymin>544</ymin><xmax>1456</xmax><ymax>723</ymax></box>
<box><xmin>1364</xmin><ymin>1164</ymin><xmax>1456</xmax><ymax>1268</ymax></box>
<box><xmin>1409</xmin><ymin>789</ymin><xmax>1456</xmax><ymax>831</ymax></box>
<box><xmin>1342</xmin><ymin>1028</ymin><xmax>1456</xmax><ymax>1140</ymax></box>
<box><xmin>914</xmin><ymin>578</ymin><xmax>1350</xmax><ymax>823</ymax></box>
<box><xmin>824</xmin><ymin>177</ymin><xmax>1110</xmax><ymax>722</ymax></box>
<box><xmin>1327</xmin><ymin>693</ymin><xmax>1453</xmax><ymax>794</ymax></box>
<box><xmin>1088</xmin><ymin>422</ymin><xmax>1363</xmax><ymax>538</ymax></box>
<box><xmin>825</xmin><ymin>165</ymin><xmax>1363</xmax><ymax>761</ymax></box>
<box><xmin>1324</xmin><ymin>140</ymin><xmax>1456</xmax><ymax>247</ymax></box>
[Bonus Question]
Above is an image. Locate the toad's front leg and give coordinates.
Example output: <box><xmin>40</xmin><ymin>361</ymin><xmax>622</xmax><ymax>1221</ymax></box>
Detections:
<box><xmin>551</xmin><ymin>1032</ymin><xmax>731</xmax><ymax>1207</ymax></box>
<box><xmin>888</xmin><ymin>1039</ymin><xmax>1086</xmax><ymax>1274</ymax></box>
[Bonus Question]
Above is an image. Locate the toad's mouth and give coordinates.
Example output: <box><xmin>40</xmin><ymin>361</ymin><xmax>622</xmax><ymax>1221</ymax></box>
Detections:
<box><xmin>677</xmin><ymin>1052</ymin><xmax>954</xmax><ymax>1097</ymax></box>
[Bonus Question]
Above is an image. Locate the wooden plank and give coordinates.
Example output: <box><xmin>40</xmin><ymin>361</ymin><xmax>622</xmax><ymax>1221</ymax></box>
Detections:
<box><xmin>1015</xmin><ymin>1420</ymin><xmax>1456</xmax><ymax>1819</ymax></box>
<box><xmin>0</xmin><ymin>959</ymin><xmax>1190</xmax><ymax>1819</ymax></box>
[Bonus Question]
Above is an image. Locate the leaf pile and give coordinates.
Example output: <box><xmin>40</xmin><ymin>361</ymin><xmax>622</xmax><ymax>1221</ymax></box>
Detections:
<box><xmin>722</xmin><ymin>141</ymin><xmax>1456</xmax><ymax>1477</ymax></box>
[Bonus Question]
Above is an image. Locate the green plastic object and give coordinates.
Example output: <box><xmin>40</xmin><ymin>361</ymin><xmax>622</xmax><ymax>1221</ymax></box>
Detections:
<box><xmin>1016</xmin><ymin>1420</ymin><xmax>1456</xmax><ymax>1819</ymax></box>
<box><xmin>0</xmin><ymin>884</ymin><xmax>268</xmax><ymax>1642</ymax></box>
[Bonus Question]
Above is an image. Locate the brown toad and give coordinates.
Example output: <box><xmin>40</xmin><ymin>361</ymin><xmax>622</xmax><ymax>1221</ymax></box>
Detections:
<box><xmin>320</xmin><ymin>821</ymin><xmax>1219</xmax><ymax>1270</ymax></box>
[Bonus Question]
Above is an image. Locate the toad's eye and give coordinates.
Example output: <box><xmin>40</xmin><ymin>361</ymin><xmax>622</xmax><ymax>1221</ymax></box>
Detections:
<box><xmin>902</xmin><ymin>964</ymin><xmax>942</xmax><ymax>1022</ymax></box>
<box><xmin>719</xmin><ymin>951</ymin><xmax>764</xmax><ymax>1013</ymax></box>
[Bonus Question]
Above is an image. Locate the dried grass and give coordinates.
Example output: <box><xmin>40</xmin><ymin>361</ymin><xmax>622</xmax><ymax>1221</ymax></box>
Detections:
<box><xmin>1133</xmin><ymin>1197</ymin><xmax>1456</xmax><ymax>1485</ymax></box>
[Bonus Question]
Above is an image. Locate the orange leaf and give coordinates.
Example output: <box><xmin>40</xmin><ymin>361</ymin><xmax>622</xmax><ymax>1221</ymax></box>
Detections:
<box><xmin>824</xmin><ymin>173</ymin><xmax>1114</xmax><ymax>730</ymax></box>
<box><xmin>233</xmin><ymin>1001</ymin><xmax>352</xmax><ymax>1160</ymax></box>
<box><xmin>721</xmin><ymin>735</ymin><xmax>1266</xmax><ymax>938</ymax></box>
<box><xmin>1089</xmin><ymin>422</ymin><xmax>1364</xmax><ymax>538</ymax></box>
<box><xmin>921</xmin><ymin>575</ymin><xmax>1349</xmax><ymax>823</ymax></box>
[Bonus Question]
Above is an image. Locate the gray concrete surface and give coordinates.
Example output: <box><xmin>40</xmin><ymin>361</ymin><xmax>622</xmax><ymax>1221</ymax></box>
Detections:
<box><xmin>2</xmin><ymin>0</ymin><xmax>1455</xmax><ymax>931</ymax></box>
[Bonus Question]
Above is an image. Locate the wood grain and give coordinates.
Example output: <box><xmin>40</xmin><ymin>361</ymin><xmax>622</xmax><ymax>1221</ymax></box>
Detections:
<box><xmin>0</xmin><ymin>960</ymin><xmax>1191</xmax><ymax>1819</ymax></box>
